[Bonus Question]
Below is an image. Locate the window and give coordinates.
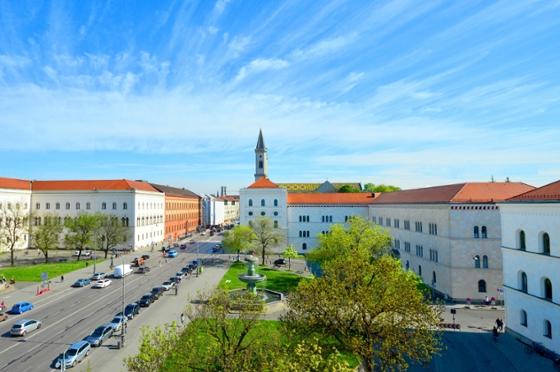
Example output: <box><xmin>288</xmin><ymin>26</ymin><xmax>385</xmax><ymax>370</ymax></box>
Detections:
<box><xmin>46</xmin><ymin>202</ymin><xmax>50</xmax><ymax>210</ymax></box>
<box><xmin>260</xmin><ymin>211</ymin><xmax>265</xmax><ymax>216</ymax></box>
<box><xmin>386</xmin><ymin>218</ymin><xmax>391</xmax><ymax>226</ymax></box>
<box><xmin>520</xmin><ymin>310</ymin><xmax>527</xmax><ymax>327</ymax></box>
<box><xmin>35</xmin><ymin>203</ymin><xmax>40</xmax><ymax>210</ymax></box>
<box><xmin>474</xmin><ymin>226</ymin><xmax>480</xmax><ymax>239</ymax></box>
<box><xmin>76</xmin><ymin>202</ymin><xmax>80</xmax><ymax>210</ymax></box>
<box><xmin>432</xmin><ymin>271</ymin><xmax>437</xmax><ymax>285</ymax></box>
<box><xmin>274</xmin><ymin>211</ymin><xmax>278</xmax><ymax>216</ymax></box>
<box><xmin>123</xmin><ymin>202</ymin><xmax>128</xmax><ymax>210</ymax></box>
<box><xmin>394</xmin><ymin>239</ymin><xmax>400</xmax><ymax>250</ymax></box>
<box><xmin>248</xmin><ymin>199</ymin><xmax>253</xmax><ymax>207</ymax></box>
<box><xmin>404</xmin><ymin>242</ymin><xmax>411</xmax><ymax>253</ymax></box>
<box><xmin>418</xmin><ymin>265</ymin><xmax>422</xmax><ymax>277</ymax></box>
<box><xmin>274</xmin><ymin>221</ymin><xmax>278</xmax><ymax>228</ymax></box>
<box><xmin>542</xmin><ymin>233</ymin><xmax>550</xmax><ymax>255</ymax></box>
<box><xmin>474</xmin><ymin>255</ymin><xmax>481</xmax><ymax>268</ymax></box>
<box><xmin>302</xmin><ymin>243</ymin><xmax>307</xmax><ymax>250</ymax></box>
<box><xmin>102</xmin><ymin>202</ymin><xmax>107</xmax><ymax>210</ymax></box>
<box><xmin>543</xmin><ymin>278</ymin><xmax>553</xmax><ymax>301</ymax></box>
<box><xmin>321</xmin><ymin>216</ymin><xmax>333</xmax><ymax>223</ymax></box>
<box><xmin>112</xmin><ymin>202</ymin><xmax>117</xmax><ymax>210</ymax></box>
<box><xmin>405</xmin><ymin>261</ymin><xmax>410</xmax><ymax>270</ymax></box>
<box><xmin>394</xmin><ymin>219</ymin><xmax>400</xmax><ymax>228</ymax></box>
<box><xmin>429</xmin><ymin>249</ymin><xmax>439</xmax><ymax>262</ymax></box>
<box><xmin>274</xmin><ymin>199</ymin><xmax>278</xmax><ymax>207</ymax></box>
<box><xmin>481</xmin><ymin>226</ymin><xmax>487</xmax><ymax>239</ymax></box>
<box><xmin>520</xmin><ymin>272</ymin><xmax>528</xmax><ymax>293</ymax></box>
<box><xmin>56</xmin><ymin>202</ymin><xmax>60</xmax><ymax>210</ymax></box>
<box><xmin>415</xmin><ymin>245</ymin><xmax>424</xmax><ymax>257</ymax></box>
<box><xmin>261</xmin><ymin>199</ymin><xmax>265</xmax><ymax>207</ymax></box>
<box><xmin>544</xmin><ymin>320</ymin><xmax>552</xmax><ymax>338</ymax></box>
<box><xmin>404</xmin><ymin>220</ymin><xmax>410</xmax><ymax>230</ymax></box>
<box><xmin>415</xmin><ymin>221</ymin><xmax>423</xmax><ymax>233</ymax></box>
<box><xmin>429</xmin><ymin>223</ymin><xmax>438</xmax><ymax>235</ymax></box>
<box><xmin>478</xmin><ymin>280</ymin><xmax>487</xmax><ymax>293</ymax></box>
<box><xmin>519</xmin><ymin>230</ymin><xmax>526</xmax><ymax>250</ymax></box>
<box><xmin>482</xmin><ymin>255</ymin><xmax>489</xmax><ymax>269</ymax></box>
<box><xmin>372</xmin><ymin>216</ymin><xmax>377</xmax><ymax>224</ymax></box>
<box><xmin>86</xmin><ymin>202</ymin><xmax>91</xmax><ymax>210</ymax></box>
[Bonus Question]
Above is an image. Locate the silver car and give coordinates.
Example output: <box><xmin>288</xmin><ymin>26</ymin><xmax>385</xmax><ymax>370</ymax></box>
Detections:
<box><xmin>55</xmin><ymin>341</ymin><xmax>91</xmax><ymax>369</ymax></box>
<box><xmin>10</xmin><ymin>319</ymin><xmax>42</xmax><ymax>336</ymax></box>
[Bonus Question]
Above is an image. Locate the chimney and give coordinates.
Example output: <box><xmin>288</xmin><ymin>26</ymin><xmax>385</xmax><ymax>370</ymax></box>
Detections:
<box><xmin>506</xmin><ymin>177</ymin><xmax>510</xmax><ymax>183</ymax></box>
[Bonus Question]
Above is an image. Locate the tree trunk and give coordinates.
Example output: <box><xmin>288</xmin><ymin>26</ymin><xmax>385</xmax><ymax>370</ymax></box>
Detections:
<box><xmin>10</xmin><ymin>246</ymin><xmax>15</xmax><ymax>267</ymax></box>
<box><xmin>288</xmin><ymin>257</ymin><xmax>291</xmax><ymax>271</ymax></box>
<box><xmin>44</xmin><ymin>251</ymin><xmax>49</xmax><ymax>264</ymax></box>
<box><xmin>77</xmin><ymin>249</ymin><xmax>82</xmax><ymax>261</ymax></box>
<box><xmin>261</xmin><ymin>247</ymin><xmax>265</xmax><ymax>266</ymax></box>
<box><xmin>104</xmin><ymin>248</ymin><xmax>109</xmax><ymax>259</ymax></box>
<box><xmin>237</xmin><ymin>249</ymin><xmax>240</xmax><ymax>262</ymax></box>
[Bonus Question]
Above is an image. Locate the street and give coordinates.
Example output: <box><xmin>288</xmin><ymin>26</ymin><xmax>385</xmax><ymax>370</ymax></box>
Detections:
<box><xmin>0</xmin><ymin>235</ymin><xmax>228</xmax><ymax>372</ymax></box>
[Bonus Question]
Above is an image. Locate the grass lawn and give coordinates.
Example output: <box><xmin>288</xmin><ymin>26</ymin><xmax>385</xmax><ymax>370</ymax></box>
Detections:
<box><xmin>218</xmin><ymin>261</ymin><xmax>310</xmax><ymax>293</ymax></box>
<box><xmin>0</xmin><ymin>259</ymin><xmax>105</xmax><ymax>282</ymax></box>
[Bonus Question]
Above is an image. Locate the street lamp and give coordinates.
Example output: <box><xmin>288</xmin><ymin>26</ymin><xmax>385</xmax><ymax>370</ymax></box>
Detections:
<box><xmin>92</xmin><ymin>253</ymin><xmax>96</xmax><ymax>275</ymax></box>
<box><xmin>120</xmin><ymin>253</ymin><xmax>126</xmax><ymax>348</ymax></box>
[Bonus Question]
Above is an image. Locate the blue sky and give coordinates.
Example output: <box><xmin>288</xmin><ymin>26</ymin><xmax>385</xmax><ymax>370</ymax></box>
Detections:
<box><xmin>1</xmin><ymin>0</ymin><xmax>559</xmax><ymax>195</ymax></box>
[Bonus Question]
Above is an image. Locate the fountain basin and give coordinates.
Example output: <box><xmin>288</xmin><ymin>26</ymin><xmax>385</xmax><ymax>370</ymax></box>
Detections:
<box><xmin>239</xmin><ymin>274</ymin><xmax>266</xmax><ymax>283</ymax></box>
<box><xmin>229</xmin><ymin>288</ymin><xmax>283</xmax><ymax>305</ymax></box>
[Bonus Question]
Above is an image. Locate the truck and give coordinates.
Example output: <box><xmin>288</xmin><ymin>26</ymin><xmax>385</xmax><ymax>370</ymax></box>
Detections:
<box><xmin>113</xmin><ymin>264</ymin><xmax>133</xmax><ymax>278</ymax></box>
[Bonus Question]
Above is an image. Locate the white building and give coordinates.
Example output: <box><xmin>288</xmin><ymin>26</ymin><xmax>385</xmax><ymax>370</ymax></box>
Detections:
<box><xmin>0</xmin><ymin>177</ymin><xmax>32</xmax><ymax>251</ymax></box>
<box><xmin>219</xmin><ymin>195</ymin><xmax>240</xmax><ymax>224</ymax></box>
<box><xmin>500</xmin><ymin>180</ymin><xmax>560</xmax><ymax>354</ymax></box>
<box><xmin>202</xmin><ymin>195</ymin><xmax>225</xmax><ymax>226</ymax></box>
<box><xmin>369</xmin><ymin>182</ymin><xmax>534</xmax><ymax>302</ymax></box>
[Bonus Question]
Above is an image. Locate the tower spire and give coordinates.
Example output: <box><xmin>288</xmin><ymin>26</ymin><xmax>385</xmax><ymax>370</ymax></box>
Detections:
<box><xmin>256</xmin><ymin>128</ymin><xmax>265</xmax><ymax>150</ymax></box>
<box><xmin>254</xmin><ymin>129</ymin><xmax>268</xmax><ymax>181</ymax></box>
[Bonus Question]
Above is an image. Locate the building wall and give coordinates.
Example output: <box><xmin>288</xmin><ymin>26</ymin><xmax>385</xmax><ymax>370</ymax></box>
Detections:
<box><xmin>164</xmin><ymin>195</ymin><xmax>200</xmax><ymax>241</ymax></box>
<box><xmin>0</xmin><ymin>188</ymin><xmax>32</xmax><ymax>251</ymax></box>
<box><xmin>369</xmin><ymin>203</ymin><xmax>503</xmax><ymax>301</ymax></box>
<box><xmin>500</xmin><ymin>203</ymin><xmax>560</xmax><ymax>354</ymax></box>
<box><xmin>287</xmin><ymin>204</ymin><xmax>369</xmax><ymax>253</ymax></box>
<box><xmin>223</xmin><ymin>199</ymin><xmax>240</xmax><ymax>224</ymax></box>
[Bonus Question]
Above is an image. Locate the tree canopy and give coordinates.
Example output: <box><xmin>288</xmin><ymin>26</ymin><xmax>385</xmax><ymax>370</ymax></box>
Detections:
<box><xmin>223</xmin><ymin>225</ymin><xmax>255</xmax><ymax>260</ymax></box>
<box><xmin>249</xmin><ymin>217</ymin><xmax>284</xmax><ymax>265</ymax></box>
<box><xmin>338</xmin><ymin>184</ymin><xmax>361</xmax><ymax>193</ymax></box>
<box><xmin>363</xmin><ymin>183</ymin><xmax>401</xmax><ymax>193</ymax></box>
<box><xmin>30</xmin><ymin>214</ymin><xmax>63</xmax><ymax>263</ymax></box>
<box><xmin>64</xmin><ymin>214</ymin><xmax>99</xmax><ymax>260</ymax></box>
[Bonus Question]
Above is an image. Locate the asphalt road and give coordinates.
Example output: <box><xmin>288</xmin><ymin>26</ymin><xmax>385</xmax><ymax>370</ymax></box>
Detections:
<box><xmin>0</xmin><ymin>235</ymin><xmax>225</xmax><ymax>372</ymax></box>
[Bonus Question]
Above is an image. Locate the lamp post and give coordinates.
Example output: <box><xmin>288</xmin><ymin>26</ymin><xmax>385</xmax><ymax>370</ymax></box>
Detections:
<box><xmin>120</xmin><ymin>253</ymin><xmax>125</xmax><ymax>348</ymax></box>
<box><xmin>92</xmin><ymin>253</ymin><xmax>96</xmax><ymax>276</ymax></box>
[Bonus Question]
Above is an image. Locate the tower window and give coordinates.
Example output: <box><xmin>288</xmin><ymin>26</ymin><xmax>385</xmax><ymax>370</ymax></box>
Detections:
<box><xmin>259</xmin><ymin>161</ymin><xmax>263</xmax><ymax>168</ymax></box>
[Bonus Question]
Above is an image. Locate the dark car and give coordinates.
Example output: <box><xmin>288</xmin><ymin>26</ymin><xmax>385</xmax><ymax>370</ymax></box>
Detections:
<box><xmin>179</xmin><ymin>244</ymin><xmax>187</xmax><ymax>250</ymax></box>
<box><xmin>141</xmin><ymin>254</ymin><xmax>150</xmax><ymax>260</ymax></box>
<box><xmin>180</xmin><ymin>267</ymin><xmax>190</xmax><ymax>274</ymax></box>
<box><xmin>138</xmin><ymin>293</ymin><xmax>154</xmax><ymax>307</ymax></box>
<box><xmin>274</xmin><ymin>258</ymin><xmax>287</xmax><ymax>266</ymax></box>
<box><xmin>151</xmin><ymin>286</ymin><xmax>164</xmax><ymax>300</ymax></box>
<box><xmin>136</xmin><ymin>266</ymin><xmax>151</xmax><ymax>274</ymax></box>
<box><xmin>72</xmin><ymin>278</ymin><xmax>91</xmax><ymax>287</ymax></box>
<box><xmin>84</xmin><ymin>324</ymin><xmax>113</xmax><ymax>347</ymax></box>
<box><xmin>117</xmin><ymin>303</ymin><xmax>140</xmax><ymax>320</ymax></box>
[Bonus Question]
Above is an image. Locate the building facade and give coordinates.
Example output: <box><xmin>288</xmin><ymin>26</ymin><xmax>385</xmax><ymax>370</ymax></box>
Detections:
<box><xmin>202</xmin><ymin>195</ymin><xmax>225</xmax><ymax>227</ymax></box>
<box><xmin>369</xmin><ymin>182</ymin><xmax>534</xmax><ymax>302</ymax></box>
<box><xmin>151</xmin><ymin>184</ymin><xmax>201</xmax><ymax>242</ymax></box>
<box><xmin>219</xmin><ymin>195</ymin><xmax>240</xmax><ymax>224</ymax></box>
<box><xmin>500</xmin><ymin>181</ymin><xmax>560</xmax><ymax>354</ymax></box>
<box><xmin>0</xmin><ymin>178</ymin><xmax>33</xmax><ymax>251</ymax></box>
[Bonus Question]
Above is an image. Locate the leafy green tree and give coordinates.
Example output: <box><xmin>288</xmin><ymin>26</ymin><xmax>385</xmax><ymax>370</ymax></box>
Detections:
<box><xmin>363</xmin><ymin>183</ymin><xmax>401</xmax><ymax>193</ymax></box>
<box><xmin>284</xmin><ymin>254</ymin><xmax>441</xmax><ymax>371</ymax></box>
<box><xmin>31</xmin><ymin>214</ymin><xmax>63</xmax><ymax>263</ymax></box>
<box><xmin>338</xmin><ymin>184</ymin><xmax>360</xmax><ymax>193</ymax></box>
<box><xmin>282</xmin><ymin>245</ymin><xmax>299</xmax><ymax>270</ymax></box>
<box><xmin>0</xmin><ymin>204</ymin><xmax>28</xmax><ymax>266</ymax></box>
<box><xmin>249</xmin><ymin>217</ymin><xmax>284</xmax><ymax>265</ymax></box>
<box><xmin>64</xmin><ymin>214</ymin><xmax>99</xmax><ymax>261</ymax></box>
<box><xmin>125</xmin><ymin>322</ymin><xmax>182</xmax><ymax>372</ymax></box>
<box><xmin>308</xmin><ymin>216</ymin><xmax>391</xmax><ymax>266</ymax></box>
<box><xmin>273</xmin><ymin>338</ymin><xmax>353</xmax><ymax>372</ymax></box>
<box><xmin>223</xmin><ymin>225</ymin><xmax>255</xmax><ymax>261</ymax></box>
<box><xmin>94</xmin><ymin>214</ymin><xmax>129</xmax><ymax>258</ymax></box>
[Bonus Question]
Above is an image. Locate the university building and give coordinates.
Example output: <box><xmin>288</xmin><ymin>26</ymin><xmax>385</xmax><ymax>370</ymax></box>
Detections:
<box><xmin>500</xmin><ymin>180</ymin><xmax>560</xmax><ymax>354</ymax></box>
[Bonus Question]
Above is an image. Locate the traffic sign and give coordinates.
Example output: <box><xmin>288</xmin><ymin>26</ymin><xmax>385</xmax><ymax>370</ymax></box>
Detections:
<box><xmin>41</xmin><ymin>272</ymin><xmax>48</xmax><ymax>281</ymax></box>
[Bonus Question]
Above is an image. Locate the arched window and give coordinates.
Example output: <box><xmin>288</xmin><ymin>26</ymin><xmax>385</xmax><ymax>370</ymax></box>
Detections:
<box><xmin>520</xmin><ymin>310</ymin><xmax>527</xmax><ymax>326</ymax></box>
<box><xmin>474</xmin><ymin>255</ymin><xmax>481</xmax><ymax>268</ymax></box>
<box><xmin>542</xmin><ymin>233</ymin><xmax>550</xmax><ymax>255</ymax></box>
<box><xmin>261</xmin><ymin>199</ymin><xmax>265</xmax><ymax>207</ymax></box>
<box><xmin>478</xmin><ymin>280</ymin><xmax>487</xmax><ymax>293</ymax></box>
<box><xmin>76</xmin><ymin>202</ymin><xmax>80</xmax><ymax>210</ymax></box>
<box><xmin>482</xmin><ymin>255</ymin><xmax>489</xmax><ymax>269</ymax></box>
<box><xmin>274</xmin><ymin>199</ymin><xmax>278</xmax><ymax>207</ymax></box>
<box><xmin>248</xmin><ymin>211</ymin><xmax>253</xmax><ymax>216</ymax></box>
<box><xmin>260</xmin><ymin>211</ymin><xmax>265</xmax><ymax>216</ymax></box>
<box><xmin>418</xmin><ymin>265</ymin><xmax>422</xmax><ymax>277</ymax></box>
<box><xmin>102</xmin><ymin>202</ymin><xmax>107</xmax><ymax>210</ymax></box>
<box><xmin>481</xmin><ymin>226</ymin><xmax>487</xmax><ymax>239</ymax></box>
<box><xmin>519</xmin><ymin>230</ymin><xmax>526</xmax><ymax>250</ymax></box>
<box><xmin>248</xmin><ymin>199</ymin><xmax>253</xmax><ymax>207</ymax></box>
<box><xmin>543</xmin><ymin>278</ymin><xmax>553</xmax><ymax>301</ymax></box>
<box><xmin>432</xmin><ymin>271</ymin><xmax>437</xmax><ymax>285</ymax></box>
<box><xmin>405</xmin><ymin>260</ymin><xmax>410</xmax><ymax>270</ymax></box>
<box><xmin>302</xmin><ymin>243</ymin><xmax>307</xmax><ymax>250</ymax></box>
<box><xmin>544</xmin><ymin>320</ymin><xmax>552</xmax><ymax>338</ymax></box>
<box><xmin>474</xmin><ymin>226</ymin><xmax>480</xmax><ymax>238</ymax></box>
<box><xmin>520</xmin><ymin>272</ymin><xmax>528</xmax><ymax>293</ymax></box>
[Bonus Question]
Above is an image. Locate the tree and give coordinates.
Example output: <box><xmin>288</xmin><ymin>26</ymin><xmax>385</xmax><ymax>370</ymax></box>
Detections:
<box><xmin>363</xmin><ymin>183</ymin><xmax>401</xmax><ymax>193</ymax></box>
<box><xmin>223</xmin><ymin>225</ymin><xmax>255</xmax><ymax>261</ymax></box>
<box><xmin>64</xmin><ymin>214</ymin><xmax>99</xmax><ymax>261</ymax></box>
<box><xmin>0</xmin><ymin>204</ymin><xmax>29</xmax><ymax>267</ymax></box>
<box><xmin>282</xmin><ymin>245</ymin><xmax>299</xmax><ymax>270</ymax></box>
<box><xmin>249</xmin><ymin>217</ymin><xmax>284</xmax><ymax>265</ymax></box>
<box><xmin>284</xmin><ymin>254</ymin><xmax>441</xmax><ymax>371</ymax></box>
<box><xmin>338</xmin><ymin>184</ymin><xmax>360</xmax><ymax>193</ymax></box>
<box><xmin>308</xmin><ymin>216</ymin><xmax>391</xmax><ymax>266</ymax></box>
<box><xmin>125</xmin><ymin>322</ymin><xmax>182</xmax><ymax>372</ymax></box>
<box><xmin>31</xmin><ymin>214</ymin><xmax>63</xmax><ymax>263</ymax></box>
<box><xmin>273</xmin><ymin>338</ymin><xmax>353</xmax><ymax>372</ymax></box>
<box><xmin>94</xmin><ymin>214</ymin><xmax>128</xmax><ymax>258</ymax></box>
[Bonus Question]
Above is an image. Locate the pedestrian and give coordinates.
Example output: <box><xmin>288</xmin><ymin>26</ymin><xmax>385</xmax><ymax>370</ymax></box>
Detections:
<box><xmin>495</xmin><ymin>318</ymin><xmax>500</xmax><ymax>329</ymax></box>
<box><xmin>61</xmin><ymin>275</ymin><xmax>64</xmax><ymax>282</ymax></box>
<box><xmin>180</xmin><ymin>313</ymin><xmax>185</xmax><ymax>326</ymax></box>
<box><xmin>492</xmin><ymin>326</ymin><xmax>499</xmax><ymax>341</ymax></box>
<box><xmin>498</xmin><ymin>318</ymin><xmax>504</xmax><ymax>332</ymax></box>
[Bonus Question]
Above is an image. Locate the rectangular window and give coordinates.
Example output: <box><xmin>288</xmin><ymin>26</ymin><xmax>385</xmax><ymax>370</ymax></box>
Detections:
<box><xmin>112</xmin><ymin>202</ymin><xmax>117</xmax><ymax>210</ymax></box>
<box><xmin>428</xmin><ymin>223</ymin><xmax>438</xmax><ymax>235</ymax></box>
<box><xmin>386</xmin><ymin>218</ymin><xmax>391</xmax><ymax>227</ymax></box>
<box><xmin>404</xmin><ymin>242</ymin><xmax>411</xmax><ymax>253</ymax></box>
<box><xmin>45</xmin><ymin>202</ymin><xmax>50</xmax><ymax>210</ymax></box>
<box><xmin>66</xmin><ymin>202</ymin><xmax>70</xmax><ymax>210</ymax></box>
<box><xmin>415</xmin><ymin>245</ymin><xmax>424</xmax><ymax>257</ymax></box>
<box><xmin>86</xmin><ymin>202</ymin><xmax>91</xmax><ymax>210</ymax></box>
<box><xmin>35</xmin><ymin>203</ymin><xmax>40</xmax><ymax>210</ymax></box>
<box><xmin>123</xmin><ymin>202</ymin><xmax>128</xmax><ymax>210</ymax></box>
<box><xmin>55</xmin><ymin>202</ymin><xmax>60</xmax><ymax>210</ymax></box>
<box><xmin>415</xmin><ymin>222</ymin><xmax>423</xmax><ymax>233</ymax></box>
<box><xmin>404</xmin><ymin>220</ymin><xmax>410</xmax><ymax>230</ymax></box>
<box><xmin>394</xmin><ymin>239</ymin><xmax>400</xmax><ymax>249</ymax></box>
<box><xmin>394</xmin><ymin>219</ymin><xmax>400</xmax><ymax>228</ymax></box>
<box><xmin>372</xmin><ymin>216</ymin><xmax>377</xmax><ymax>224</ymax></box>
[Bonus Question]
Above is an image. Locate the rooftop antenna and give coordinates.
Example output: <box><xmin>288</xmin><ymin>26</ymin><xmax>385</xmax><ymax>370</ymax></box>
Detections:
<box><xmin>491</xmin><ymin>175</ymin><xmax>495</xmax><ymax>182</ymax></box>
<box><xmin>506</xmin><ymin>177</ymin><xmax>510</xmax><ymax>183</ymax></box>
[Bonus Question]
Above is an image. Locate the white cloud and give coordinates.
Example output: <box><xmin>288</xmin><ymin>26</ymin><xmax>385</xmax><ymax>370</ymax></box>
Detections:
<box><xmin>234</xmin><ymin>58</ymin><xmax>289</xmax><ymax>82</ymax></box>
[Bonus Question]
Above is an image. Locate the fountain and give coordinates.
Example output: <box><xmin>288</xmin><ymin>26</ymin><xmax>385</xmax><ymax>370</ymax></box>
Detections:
<box><xmin>229</xmin><ymin>255</ymin><xmax>283</xmax><ymax>305</ymax></box>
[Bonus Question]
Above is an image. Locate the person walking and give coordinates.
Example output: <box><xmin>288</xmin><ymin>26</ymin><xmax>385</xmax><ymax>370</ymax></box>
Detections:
<box><xmin>492</xmin><ymin>326</ymin><xmax>499</xmax><ymax>341</ymax></box>
<box><xmin>60</xmin><ymin>275</ymin><xmax>64</xmax><ymax>283</ymax></box>
<box><xmin>180</xmin><ymin>313</ymin><xmax>185</xmax><ymax>326</ymax></box>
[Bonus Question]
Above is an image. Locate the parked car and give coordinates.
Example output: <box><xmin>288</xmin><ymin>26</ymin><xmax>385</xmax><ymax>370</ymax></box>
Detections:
<box><xmin>180</xmin><ymin>267</ymin><xmax>190</xmax><ymax>274</ymax></box>
<box><xmin>10</xmin><ymin>319</ymin><xmax>42</xmax><ymax>336</ymax></box>
<box><xmin>151</xmin><ymin>286</ymin><xmax>164</xmax><ymax>299</ymax></box>
<box><xmin>120</xmin><ymin>303</ymin><xmax>140</xmax><ymax>319</ymax></box>
<box><xmin>109</xmin><ymin>315</ymin><xmax>128</xmax><ymax>332</ymax></box>
<box><xmin>91</xmin><ymin>272</ymin><xmax>105</xmax><ymax>280</ymax></box>
<box><xmin>161</xmin><ymin>281</ymin><xmax>175</xmax><ymax>291</ymax></box>
<box><xmin>131</xmin><ymin>257</ymin><xmax>144</xmax><ymax>267</ymax></box>
<box><xmin>84</xmin><ymin>324</ymin><xmax>114</xmax><ymax>347</ymax></box>
<box><xmin>179</xmin><ymin>244</ymin><xmax>187</xmax><ymax>249</ymax></box>
<box><xmin>273</xmin><ymin>258</ymin><xmax>287</xmax><ymax>266</ymax></box>
<box><xmin>138</xmin><ymin>293</ymin><xmax>154</xmax><ymax>307</ymax></box>
<box><xmin>73</xmin><ymin>250</ymin><xmax>91</xmax><ymax>257</ymax></box>
<box><xmin>189</xmin><ymin>240</ymin><xmax>196</xmax><ymax>244</ymax></box>
<box><xmin>72</xmin><ymin>278</ymin><xmax>91</xmax><ymax>287</ymax></box>
<box><xmin>54</xmin><ymin>341</ymin><xmax>91</xmax><ymax>369</ymax></box>
<box><xmin>92</xmin><ymin>279</ymin><xmax>112</xmax><ymax>288</ymax></box>
<box><xmin>169</xmin><ymin>276</ymin><xmax>181</xmax><ymax>285</ymax></box>
<box><xmin>136</xmin><ymin>266</ymin><xmax>151</xmax><ymax>274</ymax></box>
<box><xmin>212</xmin><ymin>246</ymin><xmax>220</xmax><ymax>253</ymax></box>
<box><xmin>175</xmin><ymin>271</ymin><xmax>185</xmax><ymax>279</ymax></box>
<box><xmin>166</xmin><ymin>249</ymin><xmax>178</xmax><ymax>258</ymax></box>
<box><xmin>10</xmin><ymin>302</ymin><xmax>33</xmax><ymax>314</ymax></box>
<box><xmin>141</xmin><ymin>254</ymin><xmax>150</xmax><ymax>260</ymax></box>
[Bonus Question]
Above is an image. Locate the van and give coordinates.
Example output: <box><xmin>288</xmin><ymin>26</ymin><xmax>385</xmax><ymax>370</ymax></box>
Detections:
<box><xmin>113</xmin><ymin>264</ymin><xmax>132</xmax><ymax>278</ymax></box>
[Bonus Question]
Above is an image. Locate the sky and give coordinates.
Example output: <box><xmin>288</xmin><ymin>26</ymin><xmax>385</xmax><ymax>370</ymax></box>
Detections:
<box><xmin>1</xmin><ymin>0</ymin><xmax>559</xmax><ymax>195</ymax></box>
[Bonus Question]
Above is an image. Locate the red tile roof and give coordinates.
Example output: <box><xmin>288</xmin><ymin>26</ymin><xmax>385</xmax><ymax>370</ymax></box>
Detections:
<box><xmin>287</xmin><ymin>192</ymin><xmax>379</xmax><ymax>205</ymax></box>
<box><xmin>372</xmin><ymin>182</ymin><xmax>534</xmax><ymax>204</ymax></box>
<box><xmin>247</xmin><ymin>177</ymin><xmax>279</xmax><ymax>189</ymax></box>
<box><xmin>216</xmin><ymin>195</ymin><xmax>239</xmax><ymax>202</ymax></box>
<box><xmin>32</xmin><ymin>179</ymin><xmax>160</xmax><ymax>193</ymax></box>
<box><xmin>507</xmin><ymin>179</ymin><xmax>560</xmax><ymax>202</ymax></box>
<box><xmin>0</xmin><ymin>177</ymin><xmax>31</xmax><ymax>190</ymax></box>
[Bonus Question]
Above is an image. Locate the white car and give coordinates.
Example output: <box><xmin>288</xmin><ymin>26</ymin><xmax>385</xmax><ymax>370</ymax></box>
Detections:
<box><xmin>92</xmin><ymin>279</ymin><xmax>112</xmax><ymax>288</ymax></box>
<box><xmin>161</xmin><ymin>281</ymin><xmax>175</xmax><ymax>291</ymax></box>
<box><xmin>73</xmin><ymin>250</ymin><xmax>92</xmax><ymax>257</ymax></box>
<box><xmin>91</xmin><ymin>272</ymin><xmax>106</xmax><ymax>280</ymax></box>
<box><xmin>109</xmin><ymin>315</ymin><xmax>128</xmax><ymax>332</ymax></box>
